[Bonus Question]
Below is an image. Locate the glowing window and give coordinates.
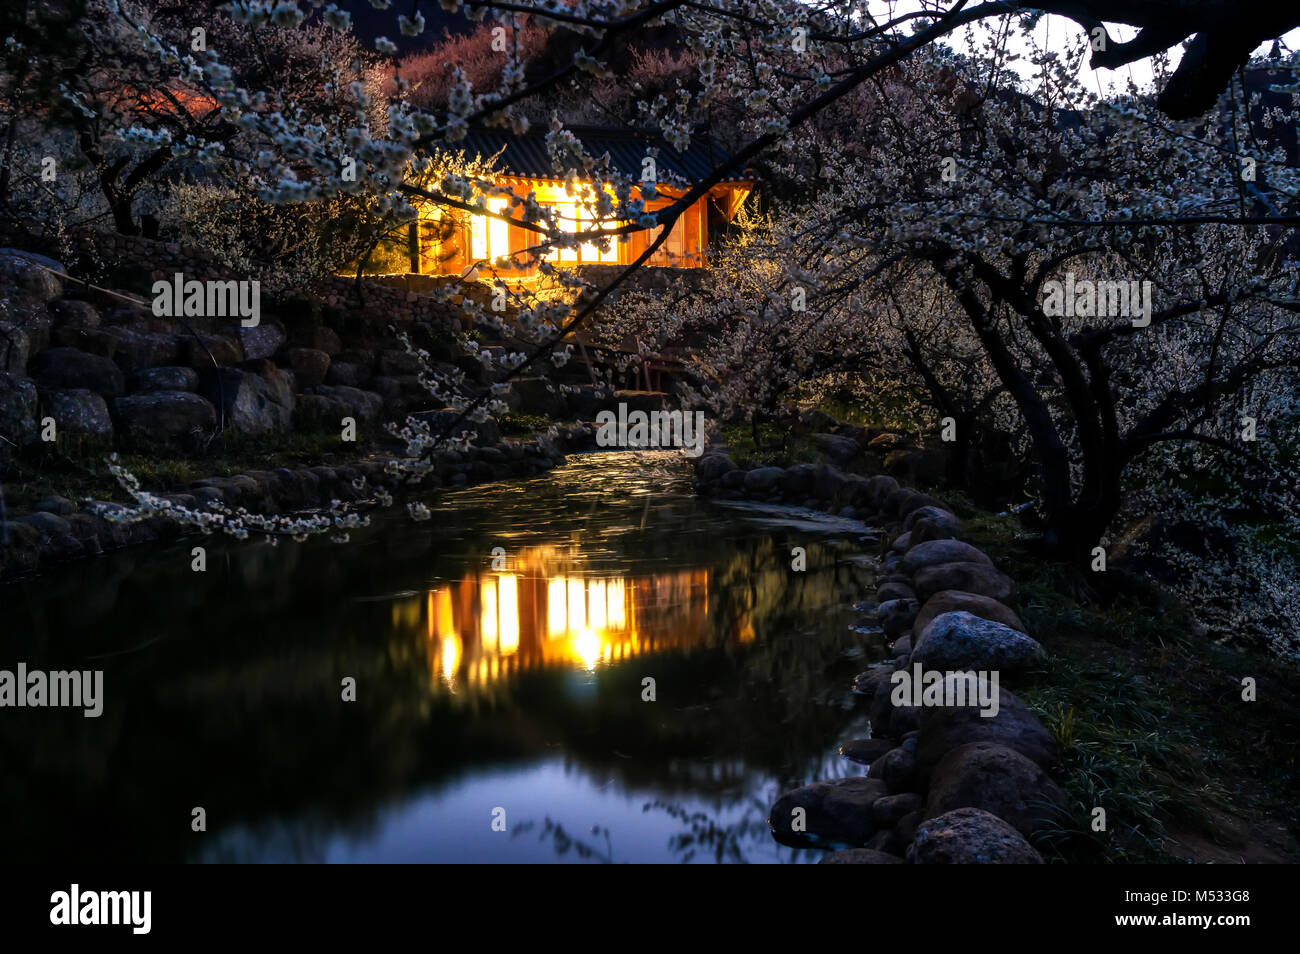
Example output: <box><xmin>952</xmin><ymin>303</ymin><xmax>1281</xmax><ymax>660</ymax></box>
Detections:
<box><xmin>470</xmin><ymin>197</ymin><xmax>510</xmax><ymax>263</ymax></box>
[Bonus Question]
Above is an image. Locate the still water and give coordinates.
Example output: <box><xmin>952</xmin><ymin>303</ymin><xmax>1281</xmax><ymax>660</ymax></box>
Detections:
<box><xmin>3</xmin><ymin>452</ymin><xmax>884</xmax><ymax>863</ymax></box>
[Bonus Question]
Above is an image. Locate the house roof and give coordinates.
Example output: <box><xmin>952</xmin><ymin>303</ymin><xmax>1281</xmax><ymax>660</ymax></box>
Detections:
<box><xmin>452</xmin><ymin>126</ymin><xmax>746</xmax><ymax>186</ymax></box>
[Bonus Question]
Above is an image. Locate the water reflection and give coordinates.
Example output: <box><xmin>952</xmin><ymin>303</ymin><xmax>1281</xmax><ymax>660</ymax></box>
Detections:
<box><xmin>397</xmin><ymin>546</ymin><xmax>724</xmax><ymax>689</ymax></box>
<box><xmin>2</xmin><ymin>452</ymin><xmax>885</xmax><ymax>863</ymax></box>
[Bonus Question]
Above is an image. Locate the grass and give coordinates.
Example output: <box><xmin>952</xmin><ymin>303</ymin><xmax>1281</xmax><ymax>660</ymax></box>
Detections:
<box><xmin>731</xmin><ymin>397</ymin><xmax>1298</xmax><ymax>863</ymax></box>
<box><xmin>817</xmin><ymin>395</ymin><xmax>931</xmax><ymax>437</ymax></box>
<box><xmin>496</xmin><ymin>411</ymin><xmax>554</xmax><ymax>437</ymax></box>
<box><xmin>719</xmin><ymin>421</ymin><xmax>820</xmax><ymax>468</ymax></box>
<box><xmin>958</xmin><ymin>506</ymin><xmax>1299</xmax><ymax>863</ymax></box>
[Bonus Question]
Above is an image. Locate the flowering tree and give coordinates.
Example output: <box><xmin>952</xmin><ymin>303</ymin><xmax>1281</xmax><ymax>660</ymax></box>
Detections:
<box><xmin>11</xmin><ymin>0</ymin><xmax>1297</xmax><ymax>562</ymax></box>
<box><xmin>590</xmin><ymin>32</ymin><xmax>1300</xmax><ymax>645</ymax></box>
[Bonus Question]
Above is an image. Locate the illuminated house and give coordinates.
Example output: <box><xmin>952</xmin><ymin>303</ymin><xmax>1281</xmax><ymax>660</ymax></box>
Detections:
<box><xmin>410</xmin><ymin>127</ymin><xmax>753</xmax><ymax>277</ymax></box>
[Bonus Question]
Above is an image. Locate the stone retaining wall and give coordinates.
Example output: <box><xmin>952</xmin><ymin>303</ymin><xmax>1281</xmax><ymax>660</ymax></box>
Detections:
<box><xmin>692</xmin><ymin>441</ymin><xmax>1064</xmax><ymax>864</ymax></box>
<box><xmin>1</xmin><ymin>225</ymin><xmax>462</xmax><ymax>327</ymax></box>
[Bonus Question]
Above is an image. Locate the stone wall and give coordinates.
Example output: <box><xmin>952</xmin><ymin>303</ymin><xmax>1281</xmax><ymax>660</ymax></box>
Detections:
<box><xmin>0</xmin><ymin>224</ymin><xmax>464</xmax><ymax>327</ymax></box>
<box><xmin>0</xmin><ymin>238</ymin><xmax>477</xmax><ymax>464</ymax></box>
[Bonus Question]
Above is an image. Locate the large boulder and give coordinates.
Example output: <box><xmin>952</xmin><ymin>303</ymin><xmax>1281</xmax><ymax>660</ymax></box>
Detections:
<box><xmin>0</xmin><ymin>322</ymin><xmax>29</xmax><ymax>375</ymax></box>
<box><xmin>865</xmin><ymin>474</ymin><xmax>899</xmax><ymax>506</ymax></box>
<box><xmin>311</xmin><ymin>385</ymin><xmax>383</xmax><ymax>424</ymax></box>
<box><xmin>809</xmin><ymin>432</ymin><xmax>861</xmax><ymax>464</ymax></box>
<box><xmin>49</xmin><ymin>300</ymin><xmax>101</xmax><ymax>332</ymax></box>
<box><xmin>368</xmin><ymin>374</ymin><xmax>427</xmax><ymax>416</ymax></box>
<box><xmin>0</xmin><ymin>249</ymin><xmax>63</xmax><ymax>304</ymax></box>
<box><xmin>325</xmin><ymin>361</ymin><xmax>371</xmax><ymax>388</ymax></box>
<box><xmin>19</xmin><ymin>510</ymin><xmax>71</xmax><ymax>538</ymax></box>
<box><xmin>40</xmin><ymin>388</ymin><xmax>113</xmax><ymax>446</ymax></box>
<box><xmin>908</xmin><ymin>515</ymin><xmax>961</xmax><ymax>546</ymax></box>
<box><xmin>286</xmin><ymin>347</ymin><xmax>330</xmax><ymax>388</ymax></box>
<box><xmin>902</xmin><ymin>538</ymin><xmax>994</xmax><ymax>574</ymax></box>
<box><xmin>909</xmin><ymin>807</ymin><xmax>1044</xmax><ymax>864</ymax></box>
<box><xmin>911</xmin><ymin>611</ymin><xmax>1046</xmax><ymax>672</ymax></box>
<box><xmin>27</xmin><ymin>347</ymin><xmax>125</xmax><ymax>398</ymax></box>
<box><xmin>134</xmin><ymin>366</ymin><xmax>199</xmax><ymax>393</ymax></box>
<box><xmin>180</xmin><ymin>333</ymin><xmax>242</xmax><ymax>370</ymax></box>
<box><xmin>743</xmin><ymin>466</ymin><xmax>786</xmax><ymax>494</ymax></box>
<box><xmin>914</xmin><ymin>590</ymin><xmax>1026</xmax><ymax>636</ymax></box>
<box><xmin>867</xmin><ymin>746</ymin><xmax>918</xmax><ymax>793</ymax></box>
<box><xmin>779</xmin><ymin>462</ymin><xmax>817</xmax><ymax>497</ymax></box>
<box><xmin>877</xmin><ymin>597</ymin><xmax>918</xmax><ymax>638</ymax></box>
<box><xmin>924</xmin><ymin>742</ymin><xmax>1065</xmax><ymax>838</ymax></box>
<box><xmin>239</xmin><ymin>322</ymin><xmax>286</xmax><ymax>361</ymax></box>
<box><xmin>813</xmin><ymin>465</ymin><xmax>849</xmax><ymax>502</ymax></box>
<box><xmin>870</xmin><ymin>679</ymin><xmax>922</xmax><ymax>737</ymax></box>
<box><xmin>896</xmin><ymin>491</ymin><xmax>945</xmax><ymax>520</ymax></box>
<box><xmin>903</xmin><ymin>504</ymin><xmax>962</xmax><ymax>533</ymax></box>
<box><xmin>798</xmin><ymin>408</ymin><xmax>839</xmax><ymax>432</ymax></box>
<box><xmin>695</xmin><ymin>453</ymin><xmax>734</xmax><ymax>483</ymax></box>
<box><xmin>769</xmin><ymin>776</ymin><xmax>889</xmax><ymax>847</ymax></box>
<box><xmin>914</xmin><ymin>561</ymin><xmax>1015</xmax><ymax>602</ymax></box>
<box><xmin>873</xmin><ymin>792</ymin><xmax>922</xmax><ymax>827</ymax></box>
<box><xmin>915</xmin><ymin>674</ymin><xmax>1058</xmax><ymax>780</ymax></box>
<box><xmin>112</xmin><ymin>391</ymin><xmax>217</xmax><ymax>451</ymax></box>
<box><xmin>203</xmin><ymin>363</ymin><xmax>294</xmax><ymax>435</ymax></box>
<box><xmin>105</xmin><ymin>328</ymin><xmax>183</xmax><ymax>372</ymax></box>
<box><xmin>0</xmin><ymin>372</ymin><xmax>39</xmax><ymax>450</ymax></box>
<box><xmin>296</xmin><ymin>325</ymin><xmax>341</xmax><ymax>356</ymax></box>
<box><xmin>876</xmin><ymin>580</ymin><xmax>915</xmax><ymax>602</ymax></box>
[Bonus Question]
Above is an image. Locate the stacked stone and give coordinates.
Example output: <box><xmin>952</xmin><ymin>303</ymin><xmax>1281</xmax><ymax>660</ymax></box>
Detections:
<box><xmin>692</xmin><ymin>438</ymin><xmax>1065</xmax><ymax>864</ymax></box>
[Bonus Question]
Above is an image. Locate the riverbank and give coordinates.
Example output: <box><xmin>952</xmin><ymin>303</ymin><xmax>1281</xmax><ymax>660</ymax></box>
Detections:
<box><xmin>0</xmin><ymin>419</ymin><xmax>609</xmax><ymax>581</ymax></box>
<box><xmin>691</xmin><ymin>434</ymin><xmax>1061</xmax><ymax>862</ymax></box>
<box><xmin>692</xmin><ymin>419</ymin><xmax>1299</xmax><ymax>863</ymax></box>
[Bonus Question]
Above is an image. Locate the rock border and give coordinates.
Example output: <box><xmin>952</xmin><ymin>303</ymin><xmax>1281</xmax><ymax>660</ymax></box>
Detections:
<box><xmin>691</xmin><ymin>436</ymin><xmax>1064</xmax><ymax>864</ymax></box>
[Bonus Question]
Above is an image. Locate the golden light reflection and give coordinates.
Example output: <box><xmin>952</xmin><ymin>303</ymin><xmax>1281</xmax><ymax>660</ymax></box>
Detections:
<box><xmin>588</xmin><ymin>579</ymin><xmax>607</xmax><ymax>631</ymax></box>
<box><xmin>576</xmin><ymin>628</ymin><xmax>601</xmax><ymax>670</ymax></box>
<box><xmin>498</xmin><ymin>574</ymin><xmax>519</xmax><ymax>654</ymax></box>
<box><xmin>566</xmin><ymin>578</ymin><xmax>585</xmax><ymax>633</ymax></box>
<box><xmin>441</xmin><ymin>635</ymin><xmax>459</xmax><ymax>683</ymax></box>
<box><xmin>547</xmin><ymin>578</ymin><xmax>567</xmax><ymax>637</ymax></box>
<box><xmin>480</xmin><ymin>578</ymin><xmax>498</xmax><ymax>652</ymax></box>
<box><xmin>405</xmin><ymin>546</ymin><xmax>716</xmax><ymax>691</ymax></box>
<box><xmin>607</xmin><ymin>578</ymin><xmax>627</xmax><ymax>630</ymax></box>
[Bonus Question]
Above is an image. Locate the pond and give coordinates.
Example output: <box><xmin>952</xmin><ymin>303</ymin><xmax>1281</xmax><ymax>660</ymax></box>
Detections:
<box><xmin>3</xmin><ymin>451</ymin><xmax>885</xmax><ymax>863</ymax></box>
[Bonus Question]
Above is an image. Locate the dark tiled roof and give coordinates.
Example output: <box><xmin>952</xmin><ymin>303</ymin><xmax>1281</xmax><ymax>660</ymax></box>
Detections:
<box><xmin>450</xmin><ymin>126</ymin><xmax>744</xmax><ymax>185</ymax></box>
